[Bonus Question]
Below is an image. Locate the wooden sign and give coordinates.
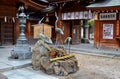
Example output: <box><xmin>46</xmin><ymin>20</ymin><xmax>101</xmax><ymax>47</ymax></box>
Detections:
<box><xmin>33</xmin><ymin>23</ymin><xmax>52</xmax><ymax>38</ymax></box>
<box><xmin>99</xmin><ymin>13</ymin><xmax>116</xmax><ymax>20</ymax></box>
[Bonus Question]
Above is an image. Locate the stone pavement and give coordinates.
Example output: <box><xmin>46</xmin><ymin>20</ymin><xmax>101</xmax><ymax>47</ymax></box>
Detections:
<box><xmin>3</xmin><ymin>67</ymin><xmax>58</xmax><ymax>79</ymax></box>
<box><xmin>0</xmin><ymin>43</ymin><xmax>120</xmax><ymax>79</ymax></box>
<box><xmin>0</xmin><ymin>46</ymin><xmax>31</xmax><ymax>72</ymax></box>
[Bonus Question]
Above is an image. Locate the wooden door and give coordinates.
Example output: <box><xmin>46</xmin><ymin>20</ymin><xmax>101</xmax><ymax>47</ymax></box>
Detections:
<box><xmin>72</xmin><ymin>25</ymin><xmax>81</xmax><ymax>44</ymax></box>
<box><xmin>0</xmin><ymin>22</ymin><xmax>14</xmax><ymax>45</ymax></box>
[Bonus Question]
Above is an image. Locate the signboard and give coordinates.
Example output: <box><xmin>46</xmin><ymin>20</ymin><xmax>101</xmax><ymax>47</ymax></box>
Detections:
<box><xmin>99</xmin><ymin>13</ymin><xmax>116</xmax><ymax>20</ymax></box>
<box><xmin>33</xmin><ymin>24</ymin><xmax>52</xmax><ymax>38</ymax></box>
<box><xmin>103</xmin><ymin>24</ymin><xmax>114</xmax><ymax>39</ymax></box>
<box><xmin>34</xmin><ymin>25</ymin><xmax>41</xmax><ymax>38</ymax></box>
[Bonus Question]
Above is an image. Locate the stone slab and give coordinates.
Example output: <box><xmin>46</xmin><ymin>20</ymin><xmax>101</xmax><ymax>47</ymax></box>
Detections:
<box><xmin>3</xmin><ymin>67</ymin><xmax>58</xmax><ymax>79</ymax></box>
<box><xmin>0</xmin><ymin>73</ymin><xmax>7</xmax><ymax>79</ymax></box>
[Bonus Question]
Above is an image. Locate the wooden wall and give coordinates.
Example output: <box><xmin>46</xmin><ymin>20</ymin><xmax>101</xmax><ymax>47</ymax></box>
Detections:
<box><xmin>62</xmin><ymin>21</ymin><xmax>70</xmax><ymax>42</ymax></box>
<box><xmin>0</xmin><ymin>5</ymin><xmax>17</xmax><ymax>45</ymax></box>
<box><xmin>94</xmin><ymin>13</ymin><xmax>120</xmax><ymax>49</ymax></box>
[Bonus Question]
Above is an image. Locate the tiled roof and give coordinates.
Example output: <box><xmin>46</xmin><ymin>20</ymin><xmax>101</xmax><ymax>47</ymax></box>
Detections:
<box><xmin>87</xmin><ymin>0</ymin><xmax>120</xmax><ymax>8</ymax></box>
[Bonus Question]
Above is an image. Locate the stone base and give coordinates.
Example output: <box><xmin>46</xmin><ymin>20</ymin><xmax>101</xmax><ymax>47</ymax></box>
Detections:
<box><xmin>81</xmin><ymin>38</ymin><xmax>90</xmax><ymax>43</ymax></box>
<box><xmin>10</xmin><ymin>45</ymin><xmax>32</xmax><ymax>60</ymax></box>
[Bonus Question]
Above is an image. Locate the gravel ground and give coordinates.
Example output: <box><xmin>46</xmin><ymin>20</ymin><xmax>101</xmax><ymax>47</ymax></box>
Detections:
<box><xmin>57</xmin><ymin>53</ymin><xmax>120</xmax><ymax>79</ymax></box>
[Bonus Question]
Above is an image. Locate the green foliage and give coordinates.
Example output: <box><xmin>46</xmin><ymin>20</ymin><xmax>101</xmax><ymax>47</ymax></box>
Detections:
<box><xmin>87</xmin><ymin>19</ymin><xmax>94</xmax><ymax>27</ymax></box>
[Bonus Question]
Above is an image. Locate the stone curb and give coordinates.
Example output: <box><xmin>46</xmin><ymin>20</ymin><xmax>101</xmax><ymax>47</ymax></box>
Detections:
<box><xmin>65</xmin><ymin>48</ymin><xmax>120</xmax><ymax>59</ymax></box>
<box><xmin>0</xmin><ymin>63</ymin><xmax>32</xmax><ymax>72</ymax></box>
<box><xmin>71</xmin><ymin>48</ymin><xmax>118</xmax><ymax>55</ymax></box>
<box><xmin>72</xmin><ymin>50</ymin><xmax>115</xmax><ymax>58</ymax></box>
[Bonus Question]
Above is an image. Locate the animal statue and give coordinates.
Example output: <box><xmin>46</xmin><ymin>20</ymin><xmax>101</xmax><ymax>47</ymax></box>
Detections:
<box><xmin>55</xmin><ymin>12</ymin><xmax>64</xmax><ymax>35</ymax></box>
<box><xmin>54</xmin><ymin>12</ymin><xmax>64</xmax><ymax>48</ymax></box>
<box><xmin>39</xmin><ymin>33</ymin><xmax>53</xmax><ymax>44</ymax></box>
<box><xmin>64</xmin><ymin>37</ymin><xmax>72</xmax><ymax>53</ymax></box>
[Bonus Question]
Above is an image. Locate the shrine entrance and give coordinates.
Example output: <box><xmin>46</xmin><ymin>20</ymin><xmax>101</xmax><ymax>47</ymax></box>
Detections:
<box><xmin>0</xmin><ymin>20</ymin><xmax>14</xmax><ymax>45</ymax></box>
<box><xmin>71</xmin><ymin>20</ymin><xmax>81</xmax><ymax>44</ymax></box>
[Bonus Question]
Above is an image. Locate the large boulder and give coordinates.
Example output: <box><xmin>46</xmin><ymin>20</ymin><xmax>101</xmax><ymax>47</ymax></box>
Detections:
<box><xmin>32</xmin><ymin>40</ymin><xmax>79</xmax><ymax>76</ymax></box>
<box><xmin>52</xmin><ymin>57</ymin><xmax>78</xmax><ymax>76</ymax></box>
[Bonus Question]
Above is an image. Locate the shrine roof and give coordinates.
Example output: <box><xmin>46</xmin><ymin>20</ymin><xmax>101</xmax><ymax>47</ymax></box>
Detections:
<box><xmin>87</xmin><ymin>0</ymin><xmax>120</xmax><ymax>8</ymax></box>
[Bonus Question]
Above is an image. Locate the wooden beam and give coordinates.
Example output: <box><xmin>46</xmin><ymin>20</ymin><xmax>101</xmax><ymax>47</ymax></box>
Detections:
<box><xmin>0</xmin><ymin>5</ymin><xmax>16</xmax><ymax>17</ymax></box>
<box><xmin>87</xmin><ymin>7</ymin><xmax>120</xmax><ymax>11</ymax></box>
<box><xmin>51</xmin><ymin>0</ymin><xmax>76</xmax><ymax>3</ymax></box>
<box><xmin>19</xmin><ymin>0</ymin><xmax>47</xmax><ymax>10</ymax></box>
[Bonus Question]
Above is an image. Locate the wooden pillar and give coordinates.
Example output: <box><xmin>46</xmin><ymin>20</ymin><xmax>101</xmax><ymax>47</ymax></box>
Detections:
<box><xmin>14</xmin><ymin>19</ymin><xmax>20</xmax><ymax>44</ymax></box>
<box><xmin>1</xmin><ymin>22</ymin><xmax>4</xmax><ymax>44</ymax></box>
<box><xmin>94</xmin><ymin>20</ymin><xmax>100</xmax><ymax>47</ymax></box>
<box><xmin>27</xmin><ymin>21</ymin><xmax>31</xmax><ymax>38</ymax></box>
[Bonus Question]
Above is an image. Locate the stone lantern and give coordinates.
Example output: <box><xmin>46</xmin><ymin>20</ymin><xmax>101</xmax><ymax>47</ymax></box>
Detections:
<box><xmin>10</xmin><ymin>6</ymin><xmax>31</xmax><ymax>59</ymax></box>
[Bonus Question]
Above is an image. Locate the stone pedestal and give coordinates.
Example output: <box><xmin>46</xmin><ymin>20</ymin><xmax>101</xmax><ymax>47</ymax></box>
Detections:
<box><xmin>11</xmin><ymin>45</ymin><xmax>31</xmax><ymax>59</ymax></box>
<box><xmin>82</xmin><ymin>20</ymin><xmax>90</xmax><ymax>43</ymax></box>
<box><xmin>10</xmin><ymin>34</ymin><xmax>31</xmax><ymax>59</ymax></box>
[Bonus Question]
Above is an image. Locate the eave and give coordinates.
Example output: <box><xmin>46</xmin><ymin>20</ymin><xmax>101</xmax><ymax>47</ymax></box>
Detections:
<box><xmin>87</xmin><ymin>0</ymin><xmax>120</xmax><ymax>9</ymax></box>
<box><xmin>19</xmin><ymin>0</ymin><xmax>47</xmax><ymax>10</ymax></box>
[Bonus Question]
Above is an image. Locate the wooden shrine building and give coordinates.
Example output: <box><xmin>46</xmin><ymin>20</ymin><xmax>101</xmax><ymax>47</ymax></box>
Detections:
<box><xmin>87</xmin><ymin>0</ymin><xmax>120</xmax><ymax>49</ymax></box>
<box><xmin>0</xmin><ymin>0</ymin><xmax>95</xmax><ymax>45</ymax></box>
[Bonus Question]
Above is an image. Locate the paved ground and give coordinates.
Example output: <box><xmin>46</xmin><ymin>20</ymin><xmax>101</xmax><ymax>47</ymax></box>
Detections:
<box><xmin>3</xmin><ymin>67</ymin><xmax>58</xmax><ymax>79</ymax></box>
<box><xmin>0</xmin><ymin>43</ymin><xmax>120</xmax><ymax>79</ymax></box>
<box><xmin>0</xmin><ymin>46</ymin><xmax>31</xmax><ymax>72</ymax></box>
<box><xmin>74</xmin><ymin>54</ymin><xmax>120</xmax><ymax>79</ymax></box>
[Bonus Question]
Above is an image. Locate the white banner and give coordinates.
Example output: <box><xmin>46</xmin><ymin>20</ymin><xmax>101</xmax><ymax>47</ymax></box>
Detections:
<box><xmin>83</xmin><ymin>11</ymin><xmax>88</xmax><ymax>19</ymax></box>
<box><xmin>71</xmin><ymin>12</ymin><xmax>74</xmax><ymax>20</ymax></box>
<box><xmin>66</xmin><ymin>12</ymin><xmax>71</xmax><ymax>20</ymax></box>
<box><xmin>63</xmin><ymin>13</ymin><xmax>67</xmax><ymax>20</ymax></box>
<box><xmin>62</xmin><ymin>11</ymin><xmax>93</xmax><ymax>20</ymax></box>
<box><xmin>74</xmin><ymin>12</ymin><xmax>79</xmax><ymax>19</ymax></box>
<box><xmin>79</xmin><ymin>11</ymin><xmax>83</xmax><ymax>19</ymax></box>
